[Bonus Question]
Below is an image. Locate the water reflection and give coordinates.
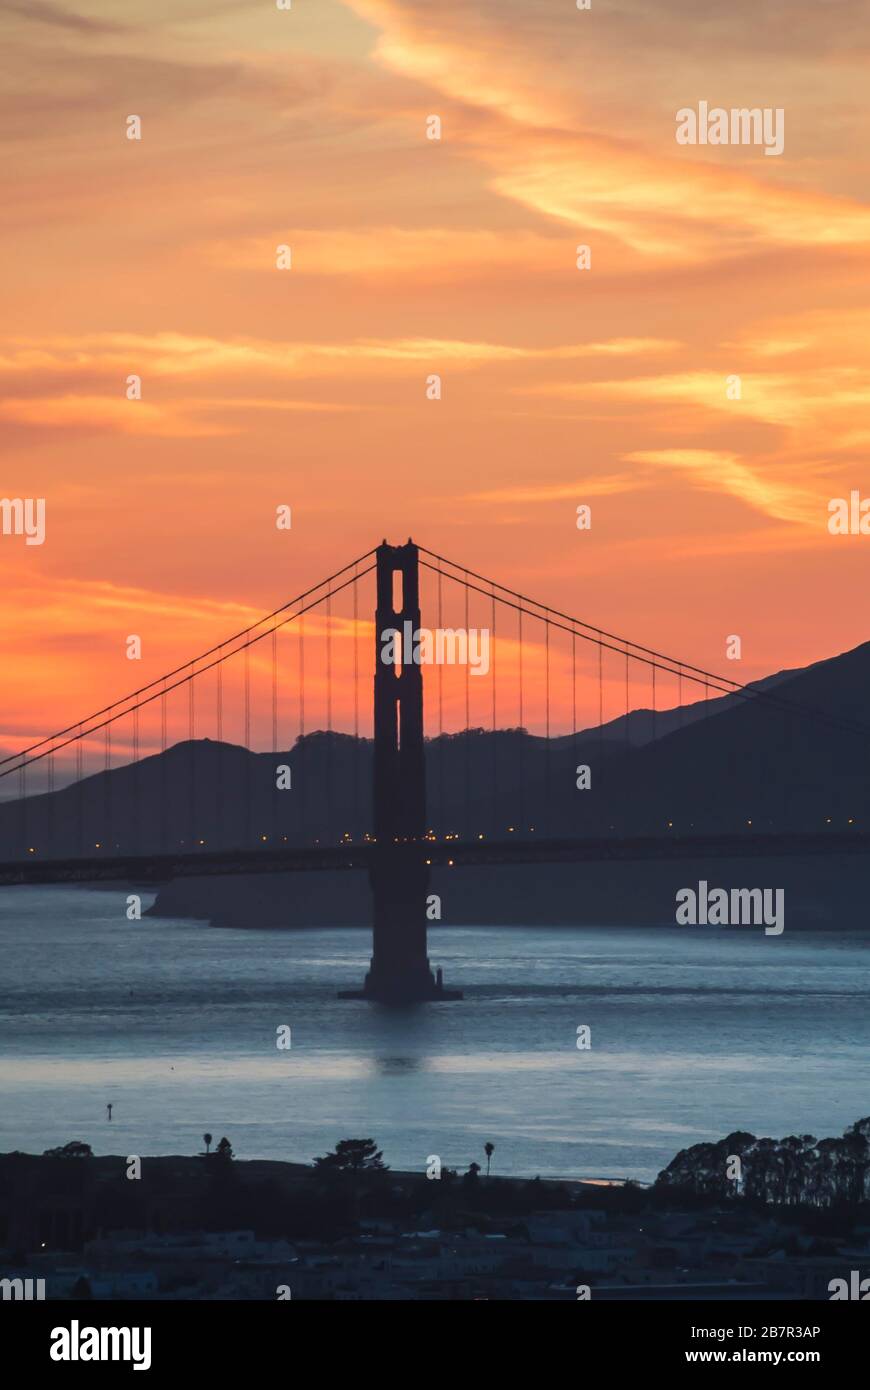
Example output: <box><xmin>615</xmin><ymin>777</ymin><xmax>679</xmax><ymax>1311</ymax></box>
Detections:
<box><xmin>372</xmin><ymin>1055</ymin><xmax>426</xmax><ymax>1077</ymax></box>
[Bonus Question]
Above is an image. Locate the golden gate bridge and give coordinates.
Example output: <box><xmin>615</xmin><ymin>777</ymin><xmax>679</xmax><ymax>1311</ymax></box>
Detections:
<box><xmin>1</xmin><ymin>540</ymin><xmax>868</xmax><ymax>1002</ymax></box>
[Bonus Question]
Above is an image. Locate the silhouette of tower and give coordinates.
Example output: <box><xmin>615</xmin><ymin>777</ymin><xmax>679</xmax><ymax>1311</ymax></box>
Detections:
<box><xmin>340</xmin><ymin>540</ymin><xmax>460</xmax><ymax>1002</ymax></box>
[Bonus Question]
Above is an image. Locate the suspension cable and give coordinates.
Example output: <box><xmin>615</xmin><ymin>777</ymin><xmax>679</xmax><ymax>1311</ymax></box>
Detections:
<box><xmin>419</xmin><ymin>557</ymin><xmax>870</xmax><ymax>741</ymax></box>
<box><xmin>0</xmin><ymin>548</ymin><xmax>378</xmax><ymax>771</ymax></box>
<box><xmin>1</xmin><ymin>564</ymin><xmax>375</xmax><ymax>781</ymax></box>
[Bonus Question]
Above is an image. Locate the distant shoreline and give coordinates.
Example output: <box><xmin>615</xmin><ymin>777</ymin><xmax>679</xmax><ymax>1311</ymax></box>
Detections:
<box><xmin>140</xmin><ymin>855</ymin><xmax>868</xmax><ymax>931</ymax></box>
<box><xmin>0</xmin><ymin>1149</ymin><xmax>641</xmax><ymax>1192</ymax></box>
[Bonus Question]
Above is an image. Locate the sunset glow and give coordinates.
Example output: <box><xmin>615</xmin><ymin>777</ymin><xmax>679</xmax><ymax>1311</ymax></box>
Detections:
<box><xmin>3</xmin><ymin>0</ymin><xmax>869</xmax><ymax>759</ymax></box>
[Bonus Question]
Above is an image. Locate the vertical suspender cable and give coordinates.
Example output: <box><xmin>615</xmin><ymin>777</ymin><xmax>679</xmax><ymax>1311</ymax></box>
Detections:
<box><xmin>299</xmin><ymin>613</ymin><xmax>306</xmax><ymax>840</ymax></box>
<box><xmin>160</xmin><ymin>681</ymin><xmax>168</xmax><ymax>849</ymax></box>
<box><xmin>133</xmin><ymin>706</ymin><xmax>140</xmax><ymax>853</ymax></box>
<box><xmin>625</xmin><ymin>647</ymin><xmax>630</xmax><ymax>748</ymax></box>
<box><xmin>272</xmin><ymin>628</ymin><xmax>278</xmax><ymax>754</ymax></box>
<box><xmin>48</xmin><ymin>745</ymin><xmax>55</xmax><ymax>857</ymax></box>
<box><xmin>244</xmin><ymin>643</ymin><xmax>251</xmax><ymax>845</ymax></box>
<box><xmin>77</xmin><ymin>727</ymin><xmax>83</xmax><ymax>856</ymax></box>
<box><xmin>518</xmin><ymin>606</ymin><xmax>524</xmax><ymax>833</ymax></box>
<box><xmin>491</xmin><ymin>585</ymin><xmax>497</xmax><ymax>834</ymax></box>
<box><xmin>326</xmin><ymin>586</ymin><xmax>333</xmax><ymax>842</ymax></box>
<box><xmin>544</xmin><ymin>611</ymin><xmax>551</xmax><ymax>817</ymax></box>
<box><xmin>189</xmin><ymin>666</ymin><xmax>195</xmax><ymax>847</ymax></box>
<box><xmin>353</xmin><ymin>563</ymin><xmax>359</xmax><ymax>835</ymax></box>
<box><xmin>572</xmin><ymin>629</ymin><xmax>578</xmax><ymax>834</ymax></box>
<box><xmin>598</xmin><ymin>640</ymin><xmax>603</xmax><ymax>753</ymax></box>
<box><xmin>464</xmin><ymin>573</ymin><xmax>470</xmax><ymax>836</ymax></box>
<box><xmin>217</xmin><ymin>659</ymin><xmax>223</xmax><ymax>848</ymax></box>
<box><xmin>272</xmin><ymin>625</ymin><xmax>278</xmax><ymax>844</ymax></box>
<box><xmin>19</xmin><ymin>762</ymin><xmax>26</xmax><ymax>857</ymax></box>
<box><xmin>572</xmin><ymin>630</ymin><xmax>577</xmax><ymax>749</ymax></box>
<box><xmin>437</xmin><ymin>564</ymin><xmax>444</xmax><ymax>833</ymax></box>
<box><xmin>105</xmin><ymin>722</ymin><xmax>111</xmax><ymax>850</ymax></box>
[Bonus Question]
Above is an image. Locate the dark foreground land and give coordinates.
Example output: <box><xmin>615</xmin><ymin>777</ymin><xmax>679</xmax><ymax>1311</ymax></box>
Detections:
<box><xmin>3</xmin><ymin>1120</ymin><xmax>870</xmax><ymax>1300</ymax></box>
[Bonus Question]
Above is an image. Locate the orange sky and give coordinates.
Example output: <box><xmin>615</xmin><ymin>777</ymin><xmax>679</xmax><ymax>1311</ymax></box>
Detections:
<box><xmin>2</xmin><ymin>0</ymin><xmax>869</xmax><ymax>765</ymax></box>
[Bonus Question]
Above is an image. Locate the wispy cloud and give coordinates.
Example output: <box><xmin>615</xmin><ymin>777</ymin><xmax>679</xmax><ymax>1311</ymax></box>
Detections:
<box><xmin>462</xmin><ymin>473</ymin><xmax>650</xmax><ymax>505</ymax></box>
<box><xmin>0</xmin><ymin>395</ymin><xmax>227</xmax><ymax>437</ymax></box>
<box><xmin>0</xmin><ymin>331</ymin><xmax>681</xmax><ymax>379</ymax></box>
<box><xmin>2</xmin><ymin>0</ymin><xmax>131</xmax><ymax>33</ymax></box>
<box><xmin>622</xmin><ymin>449</ymin><xmax>823</xmax><ymax>527</ymax></box>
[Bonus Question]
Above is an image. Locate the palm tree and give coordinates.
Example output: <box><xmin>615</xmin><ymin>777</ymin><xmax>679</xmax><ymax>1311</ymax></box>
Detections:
<box><xmin>484</xmin><ymin>1142</ymin><xmax>495</xmax><ymax>1177</ymax></box>
<box><xmin>203</xmin><ymin>1133</ymin><xmax>213</xmax><ymax>1155</ymax></box>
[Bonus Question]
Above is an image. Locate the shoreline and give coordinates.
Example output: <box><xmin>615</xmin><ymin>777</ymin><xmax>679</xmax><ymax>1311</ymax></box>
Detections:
<box><xmin>0</xmin><ymin>1149</ymin><xmax>643</xmax><ymax>1190</ymax></box>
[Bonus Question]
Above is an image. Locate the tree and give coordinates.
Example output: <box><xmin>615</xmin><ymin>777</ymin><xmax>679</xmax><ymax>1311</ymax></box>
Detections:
<box><xmin>215</xmin><ymin>1137</ymin><xmax>234</xmax><ymax>1162</ymax></box>
<box><xmin>484</xmin><ymin>1142</ymin><xmax>495</xmax><ymax>1177</ymax></box>
<box><xmin>203</xmin><ymin>1133</ymin><xmax>213</xmax><ymax>1155</ymax></box>
<box><xmin>462</xmin><ymin>1162</ymin><xmax>482</xmax><ymax>1198</ymax></box>
<box><xmin>43</xmin><ymin>1142</ymin><xmax>93</xmax><ymax>1159</ymax></box>
<box><xmin>313</xmin><ymin>1139</ymin><xmax>387</xmax><ymax>1173</ymax></box>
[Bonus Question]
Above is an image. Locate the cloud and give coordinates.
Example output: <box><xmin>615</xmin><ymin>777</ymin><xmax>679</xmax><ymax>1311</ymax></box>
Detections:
<box><xmin>0</xmin><ymin>395</ymin><xmax>228</xmax><ymax>438</ymax></box>
<box><xmin>0</xmin><ymin>331</ymin><xmax>678</xmax><ymax>441</ymax></box>
<box><xmin>479</xmin><ymin>128</ymin><xmax>870</xmax><ymax>261</ymax></box>
<box><xmin>528</xmin><ymin>367</ymin><xmax>870</xmax><ymax>433</ymax></box>
<box><xmin>0</xmin><ymin>331</ymin><xmax>681</xmax><ymax>381</ymax></box>
<box><xmin>1</xmin><ymin>1</ymin><xmax>131</xmax><ymax>32</ymax></box>
<box><xmin>343</xmin><ymin>0</ymin><xmax>870</xmax><ymax>262</ymax></box>
<box><xmin>206</xmin><ymin>227</ymin><xmax>572</xmax><ymax>280</ymax></box>
<box><xmin>622</xmin><ymin>449</ymin><xmax>822</xmax><ymax>527</ymax></box>
<box><xmin>461</xmin><ymin>473</ymin><xmax>651</xmax><ymax>505</ymax></box>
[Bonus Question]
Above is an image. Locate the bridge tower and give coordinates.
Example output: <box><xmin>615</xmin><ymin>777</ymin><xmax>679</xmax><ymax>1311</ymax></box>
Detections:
<box><xmin>340</xmin><ymin>539</ymin><xmax>460</xmax><ymax>1002</ymax></box>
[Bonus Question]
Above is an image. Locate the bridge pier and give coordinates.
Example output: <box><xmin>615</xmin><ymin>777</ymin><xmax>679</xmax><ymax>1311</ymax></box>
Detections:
<box><xmin>338</xmin><ymin>845</ymin><xmax>461</xmax><ymax>1001</ymax></box>
<box><xmin>339</xmin><ymin>539</ymin><xmax>460</xmax><ymax>1003</ymax></box>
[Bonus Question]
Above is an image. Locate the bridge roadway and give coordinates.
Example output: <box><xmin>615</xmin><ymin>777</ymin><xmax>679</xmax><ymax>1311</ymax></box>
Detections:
<box><xmin>0</xmin><ymin>829</ymin><xmax>868</xmax><ymax>886</ymax></box>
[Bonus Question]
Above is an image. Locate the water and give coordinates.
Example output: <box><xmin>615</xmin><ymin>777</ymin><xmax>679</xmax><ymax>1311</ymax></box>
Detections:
<box><xmin>1</xmin><ymin>887</ymin><xmax>868</xmax><ymax>1183</ymax></box>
